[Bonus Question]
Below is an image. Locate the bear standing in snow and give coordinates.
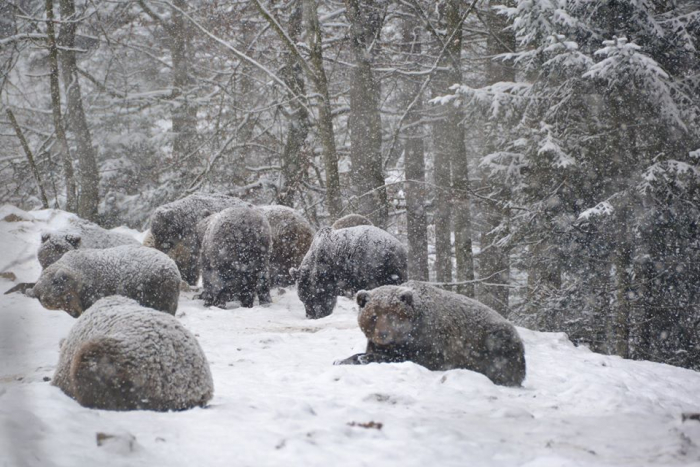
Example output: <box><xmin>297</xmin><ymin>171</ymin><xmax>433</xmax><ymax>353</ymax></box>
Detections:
<box><xmin>291</xmin><ymin>226</ymin><xmax>407</xmax><ymax>319</ymax></box>
<box><xmin>331</xmin><ymin>213</ymin><xmax>373</xmax><ymax>230</ymax></box>
<box><xmin>199</xmin><ymin>206</ymin><xmax>272</xmax><ymax>308</ymax></box>
<box><xmin>53</xmin><ymin>296</ymin><xmax>214</xmax><ymax>411</ymax></box>
<box><xmin>29</xmin><ymin>245</ymin><xmax>181</xmax><ymax>317</ymax></box>
<box><xmin>337</xmin><ymin>281</ymin><xmax>527</xmax><ymax>387</ymax></box>
<box><xmin>149</xmin><ymin>193</ymin><xmax>250</xmax><ymax>285</ymax></box>
<box><xmin>257</xmin><ymin>205</ymin><xmax>314</xmax><ymax>286</ymax></box>
<box><xmin>37</xmin><ymin>218</ymin><xmax>139</xmax><ymax>269</ymax></box>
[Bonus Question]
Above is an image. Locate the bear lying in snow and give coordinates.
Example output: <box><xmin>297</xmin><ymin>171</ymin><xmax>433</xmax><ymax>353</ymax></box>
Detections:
<box><xmin>291</xmin><ymin>226</ymin><xmax>407</xmax><ymax>319</ymax></box>
<box><xmin>257</xmin><ymin>205</ymin><xmax>314</xmax><ymax>286</ymax></box>
<box><xmin>29</xmin><ymin>245</ymin><xmax>180</xmax><ymax>317</ymax></box>
<box><xmin>53</xmin><ymin>296</ymin><xmax>213</xmax><ymax>411</ymax></box>
<box><xmin>332</xmin><ymin>213</ymin><xmax>373</xmax><ymax>230</ymax></box>
<box><xmin>199</xmin><ymin>206</ymin><xmax>272</xmax><ymax>308</ymax></box>
<box><xmin>37</xmin><ymin>218</ymin><xmax>139</xmax><ymax>269</ymax></box>
<box><xmin>149</xmin><ymin>193</ymin><xmax>251</xmax><ymax>285</ymax></box>
<box><xmin>337</xmin><ymin>281</ymin><xmax>527</xmax><ymax>387</ymax></box>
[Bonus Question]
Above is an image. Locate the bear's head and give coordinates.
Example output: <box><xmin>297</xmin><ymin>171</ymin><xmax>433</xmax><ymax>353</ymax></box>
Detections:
<box><xmin>37</xmin><ymin>232</ymin><xmax>81</xmax><ymax>269</ymax></box>
<box><xmin>151</xmin><ymin>207</ymin><xmax>200</xmax><ymax>283</ymax></box>
<box><xmin>357</xmin><ymin>287</ymin><xmax>418</xmax><ymax>346</ymax></box>
<box><xmin>149</xmin><ymin>208</ymin><xmax>180</xmax><ymax>253</ymax></box>
<box><xmin>32</xmin><ymin>264</ymin><xmax>83</xmax><ymax>317</ymax></box>
<box><xmin>37</xmin><ymin>232</ymin><xmax>82</xmax><ymax>269</ymax></box>
<box><xmin>294</xmin><ymin>228</ymin><xmax>338</xmax><ymax>319</ymax></box>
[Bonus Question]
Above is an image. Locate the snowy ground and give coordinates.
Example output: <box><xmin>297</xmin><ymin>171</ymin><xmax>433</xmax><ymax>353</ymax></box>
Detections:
<box><xmin>1</xmin><ymin>205</ymin><xmax>700</xmax><ymax>467</ymax></box>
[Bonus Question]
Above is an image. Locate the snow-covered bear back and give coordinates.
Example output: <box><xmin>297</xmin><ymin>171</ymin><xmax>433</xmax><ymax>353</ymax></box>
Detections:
<box><xmin>53</xmin><ymin>296</ymin><xmax>214</xmax><ymax>411</ymax></box>
<box><xmin>38</xmin><ymin>217</ymin><xmax>139</xmax><ymax>269</ymax></box>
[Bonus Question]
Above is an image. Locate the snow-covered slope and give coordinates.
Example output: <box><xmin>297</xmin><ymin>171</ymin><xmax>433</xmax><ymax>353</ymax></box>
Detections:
<box><xmin>1</xmin><ymin>207</ymin><xmax>699</xmax><ymax>467</ymax></box>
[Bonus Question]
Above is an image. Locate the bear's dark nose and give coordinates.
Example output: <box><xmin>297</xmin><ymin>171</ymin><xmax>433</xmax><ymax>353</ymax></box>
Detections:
<box><xmin>375</xmin><ymin>331</ymin><xmax>391</xmax><ymax>344</ymax></box>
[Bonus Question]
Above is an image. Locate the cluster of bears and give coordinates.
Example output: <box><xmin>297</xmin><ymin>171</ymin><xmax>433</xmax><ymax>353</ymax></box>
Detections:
<box><xmin>11</xmin><ymin>193</ymin><xmax>526</xmax><ymax>412</ymax></box>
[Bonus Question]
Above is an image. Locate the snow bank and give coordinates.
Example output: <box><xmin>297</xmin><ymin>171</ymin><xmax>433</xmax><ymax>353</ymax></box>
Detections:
<box><xmin>0</xmin><ymin>206</ymin><xmax>141</xmax><ymax>284</ymax></box>
<box><xmin>1</xmin><ymin>207</ymin><xmax>700</xmax><ymax>466</ymax></box>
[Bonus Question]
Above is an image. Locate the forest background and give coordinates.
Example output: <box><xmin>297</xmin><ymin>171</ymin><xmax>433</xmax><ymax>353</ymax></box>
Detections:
<box><xmin>1</xmin><ymin>0</ymin><xmax>698</xmax><ymax>370</ymax></box>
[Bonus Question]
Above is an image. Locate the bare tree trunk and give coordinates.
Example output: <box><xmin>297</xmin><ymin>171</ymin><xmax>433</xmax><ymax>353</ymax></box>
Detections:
<box><xmin>46</xmin><ymin>0</ymin><xmax>76</xmax><ymax>212</ymax></box>
<box><xmin>477</xmin><ymin>0</ymin><xmax>515</xmax><ymax>314</ymax></box>
<box><xmin>528</xmin><ymin>237</ymin><xmax>561</xmax><ymax>322</ymax></box>
<box><xmin>614</xmin><ymin>204</ymin><xmax>632</xmax><ymax>358</ymax></box>
<box><xmin>58</xmin><ymin>0</ymin><xmax>99</xmax><ymax>221</ymax></box>
<box><xmin>431</xmin><ymin>0</ymin><xmax>475</xmax><ymax>291</ymax></box>
<box><xmin>444</xmin><ymin>1</ymin><xmax>474</xmax><ymax>297</ymax></box>
<box><xmin>345</xmin><ymin>0</ymin><xmax>387</xmax><ymax>227</ymax></box>
<box><xmin>170</xmin><ymin>0</ymin><xmax>197</xmax><ymax>165</ymax></box>
<box><xmin>401</xmin><ymin>16</ymin><xmax>428</xmax><ymax>280</ymax></box>
<box><xmin>277</xmin><ymin>0</ymin><xmax>309</xmax><ymax>207</ymax></box>
<box><xmin>432</xmin><ymin>118</ymin><xmax>452</xmax><ymax>283</ymax></box>
<box><xmin>304</xmin><ymin>0</ymin><xmax>342</xmax><ymax>220</ymax></box>
<box><xmin>6</xmin><ymin>109</ymin><xmax>50</xmax><ymax>208</ymax></box>
<box><xmin>253</xmin><ymin>0</ymin><xmax>343</xmax><ymax>219</ymax></box>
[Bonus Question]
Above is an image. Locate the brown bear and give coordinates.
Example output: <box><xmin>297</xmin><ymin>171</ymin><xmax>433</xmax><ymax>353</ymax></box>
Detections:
<box><xmin>199</xmin><ymin>206</ymin><xmax>272</xmax><ymax>308</ymax></box>
<box><xmin>337</xmin><ymin>281</ymin><xmax>527</xmax><ymax>387</ymax></box>
<box><xmin>149</xmin><ymin>193</ymin><xmax>251</xmax><ymax>285</ymax></box>
<box><xmin>37</xmin><ymin>218</ymin><xmax>139</xmax><ymax>269</ymax></box>
<box><xmin>257</xmin><ymin>205</ymin><xmax>314</xmax><ymax>286</ymax></box>
<box><xmin>142</xmin><ymin>230</ymin><xmax>156</xmax><ymax>248</ymax></box>
<box><xmin>332</xmin><ymin>213</ymin><xmax>374</xmax><ymax>230</ymax></box>
<box><xmin>291</xmin><ymin>226</ymin><xmax>407</xmax><ymax>319</ymax></box>
<box><xmin>53</xmin><ymin>296</ymin><xmax>214</xmax><ymax>411</ymax></box>
<box><xmin>29</xmin><ymin>245</ymin><xmax>181</xmax><ymax>317</ymax></box>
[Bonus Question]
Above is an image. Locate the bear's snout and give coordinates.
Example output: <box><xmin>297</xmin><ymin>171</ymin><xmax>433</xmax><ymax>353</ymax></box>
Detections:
<box><xmin>373</xmin><ymin>330</ymin><xmax>393</xmax><ymax>345</ymax></box>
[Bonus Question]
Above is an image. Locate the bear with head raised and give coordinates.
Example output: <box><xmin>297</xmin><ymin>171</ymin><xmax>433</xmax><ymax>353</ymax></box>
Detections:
<box><xmin>291</xmin><ymin>226</ymin><xmax>407</xmax><ymax>319</ymax></box>
<box><xmin>30</xmin><ymin>245</ymin><xmax>180</xmax><ymax>317</ymax></box>
<box><xmin>53</xmin><ymin>296</ymin><xmax>213</xmax><ymax>411</ymax></box>
<box><xmin>337</xmin><ymin>281</ymin><xmax>527</xmax><ymax>387</ymax></box>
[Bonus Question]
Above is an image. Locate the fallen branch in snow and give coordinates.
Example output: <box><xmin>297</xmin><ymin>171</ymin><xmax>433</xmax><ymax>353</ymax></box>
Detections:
<box><xmin>347</xmin><ymin>421</ymin><xmax>383</xmax><ymax>430</ymax></box>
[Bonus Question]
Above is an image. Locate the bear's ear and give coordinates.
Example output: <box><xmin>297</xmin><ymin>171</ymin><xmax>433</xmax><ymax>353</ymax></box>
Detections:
<box><xmin>65</xmin><ymin>234</ymin><xmax>81</xmax><ymax>248</ymax></box>
<box><xmin>356</xmin><ymin>290</ymin><xmax>370</xmax><ymax>308</ymax></box>
<box><xmin>289</xmin><ymin>267</ymin><xmax>299</xmax><ymax>281</ymax></box>
<box><xmin>398</xmin><ymin>289</ymin><xmax>413</xmax><ymax>307</ymax></box>
<box><xmin>40</xmin><ymin>232</ymin><xmax>51</xmax><ymax>243</ymax></box>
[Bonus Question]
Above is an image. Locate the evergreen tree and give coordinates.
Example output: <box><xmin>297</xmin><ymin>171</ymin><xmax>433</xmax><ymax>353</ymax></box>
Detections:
<box><xmin>443</xmin><ymin>0</ymin><xmax>700</xmax><ymax>368</ymax></box>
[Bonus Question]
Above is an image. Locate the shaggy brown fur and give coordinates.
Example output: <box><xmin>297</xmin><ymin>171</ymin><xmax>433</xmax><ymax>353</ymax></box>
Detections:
<box><xmin>199</xmin><ymin>207</ymin><xmax>272</xmax><ymax>308</ymax></box>
<box><xmin>149</xmin><ymin>193</ymin><xmax>250</xmax><ymax>285</ymax></box>
<box><xmin>292</xmin><ymin>226</ymin><xmax>407</xmax><ymax>319</ymax></box>
<box><xmin>338</xmin><ymin>281</ymin><xmax>527</xmax><ymax>387</ymax></box>
<box><xmin>258</xmin><ymin>206</ymin><xmax>314</xmax><ymax>286</ymax></box>
<box><xmin>30</xmin><ymin>245</ymin><xmax>180</xmax><ymax>317</ymax></box>
<box><xmin>55</xmin><ymin>296</ymin><xmax>214</xmax><ymax>411</ymax></box>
